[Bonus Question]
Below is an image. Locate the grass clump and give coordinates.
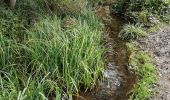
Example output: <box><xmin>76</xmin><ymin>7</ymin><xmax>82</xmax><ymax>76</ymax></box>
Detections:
<box><xmin>26</xmin><ymin>15</ymin><xmax>104</xmax><ymax>89</ymax></box>
<box><xmin>119</xmin><ymin>24</ymin><xmax>147</xmax><ymax>41</ymax></box>
<box><xmin>126</xmin><ymin>43</ymin><xmax>157</xmax><ymax>100</ymax></box>
<box><xmin>0</xmin><ymin>12</ymin><xmax>104</xmax><ymax>99</ymax></box>
<box><xmin>0</xmin><ymin>1</ymin><xmax>104</xmax><ymax>99</ymax></box>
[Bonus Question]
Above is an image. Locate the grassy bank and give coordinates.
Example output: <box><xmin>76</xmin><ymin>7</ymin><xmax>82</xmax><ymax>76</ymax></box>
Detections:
<box><xmin>126</xmin><ymin>43</ymin><xmax>157</xmax><ymax>100</ymax></box>
<box><xmin>0</xmin><ymin>0</ymin><xmax>104</xmax><ymax>99</ymax></box>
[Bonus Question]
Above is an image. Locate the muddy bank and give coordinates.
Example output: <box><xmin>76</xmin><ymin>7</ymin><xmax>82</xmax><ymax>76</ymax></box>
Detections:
<box><xmin>136</xmin><ymin>26</ymin><xmax>170</xmax><ymax>100</ymax></box>
<box><xmin>74</xmin><ymin>6</ymin><xmax>136</xmax><ymax>100</ymax></box>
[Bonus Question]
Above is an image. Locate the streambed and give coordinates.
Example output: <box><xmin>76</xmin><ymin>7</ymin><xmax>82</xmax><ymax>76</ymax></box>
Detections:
<box><xmin>74</xmin><ymin>6</ymin><xmax>136</xmax><ymax>100</ymax></box>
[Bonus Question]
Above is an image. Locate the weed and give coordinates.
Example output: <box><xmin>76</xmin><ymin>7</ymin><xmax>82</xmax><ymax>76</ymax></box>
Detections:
<box><xmin>119</xmin><ymin>24</ymin><xmax>147</xmax><ymax>41</ymax></box>
<box><xmin>26</xmin><ymin>16</ymin><xmax>104</xmax><ymax>99</ymax></box>
<box><xmin>0</xmin><ymin>10</ymin><xmax>104</xmax><ymax>100</ymax></box>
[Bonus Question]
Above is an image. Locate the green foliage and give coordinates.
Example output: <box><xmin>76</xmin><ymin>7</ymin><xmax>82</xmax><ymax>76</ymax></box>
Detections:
<box><xmin>0</xmin><ymin>0</ymin><xmax>48</xmax><ymax>40</ymax></box>
<box><xmin>112</xmin><ymin>0</ymin><xmax>170</xmax><ymax>24</ymax></box>
<box><xmin>127</xmin><ymin>43</ymin><xmax>157</xmax><ymax>100</ymax></box>
<box><xmin>138</xmin><ymin>52</ymin><xmax>152</xmax><ymax>64</ymax></box>
<box><xmin>119</xmin><ymin>24</ymin><xmax>147</xmax><ymax>41</ymax></box>
<box><xmin>27</xmin><ymin>15</ymin><xmax>104</xmax><ymax>90</ymax></box>
<box><xmin>0</xmin><ymin>1</ymin><xmax>104</xmax><ymax>99</ymax></box>
<box><xmin>0</xmin><ymin>6</ymin><xmax>25</xmax><ymax>39</ymax></box>
<box><xmin>113</xmin><ymin>0</ymin><xmax>170</xmax><ymax>14</ymax></box>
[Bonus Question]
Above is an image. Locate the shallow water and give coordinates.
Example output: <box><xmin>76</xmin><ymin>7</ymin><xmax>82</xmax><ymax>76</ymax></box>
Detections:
<box><xmin>74</xmin><ymin>15</ymin><xmax>136</xmax><ymax>100</ymax></box>
<box><xmin>107</xmin><ymin>16</ymin><xmax>136</xmax><ymax>100</ymax></box>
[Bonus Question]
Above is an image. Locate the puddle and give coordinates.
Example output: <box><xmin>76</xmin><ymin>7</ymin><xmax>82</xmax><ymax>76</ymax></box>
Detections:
<box><xmin>74</xmin><ymin>6</ymin><xmax>136</xmax><ymax>100</ymax></box>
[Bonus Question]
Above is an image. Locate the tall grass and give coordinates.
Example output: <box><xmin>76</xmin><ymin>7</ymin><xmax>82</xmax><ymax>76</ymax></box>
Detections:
<box><xmin>26</xmin><ymin>15</ymin><xmax>104</xmax><ymax>87</ymax></box>
<box><xmin>0</xmin><ymin>5</ymin><xmax>104</xmax><ymax>98</ymax></box>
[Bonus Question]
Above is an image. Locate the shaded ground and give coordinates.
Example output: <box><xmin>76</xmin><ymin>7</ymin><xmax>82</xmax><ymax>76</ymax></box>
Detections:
<box><xmin>137</xmin><ymin>26</ymin><xmax>170</xmax><ymax>100</ymax></box>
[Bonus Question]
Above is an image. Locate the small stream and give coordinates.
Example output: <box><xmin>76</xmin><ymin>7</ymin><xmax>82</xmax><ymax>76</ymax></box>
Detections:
<box><xmin>104</xmin><ymin>15</ymin><xmax>136</xmax><ymax>100</ymax></box>
<box><xmin>74</xmin><ymin>6</ymin><xmax>136</xmax><ymax>100</ymax></box>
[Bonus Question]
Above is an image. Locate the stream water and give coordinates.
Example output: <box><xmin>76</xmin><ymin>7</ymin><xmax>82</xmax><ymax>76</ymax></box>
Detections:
<box><xmin>74</xmin><ymin>6</ymin><xmax>136</xmax><ymax>100</ymax></box>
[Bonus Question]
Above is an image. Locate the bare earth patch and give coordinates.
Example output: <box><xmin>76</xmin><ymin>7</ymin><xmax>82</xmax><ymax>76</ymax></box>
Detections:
<box><xmin>137</xmin><ymin>25</ymin><xmax>170</xmax><ymax>100</ymax></box>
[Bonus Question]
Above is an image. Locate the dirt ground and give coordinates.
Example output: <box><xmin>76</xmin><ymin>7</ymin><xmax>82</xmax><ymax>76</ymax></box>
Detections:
<box><xmin>137</xmin><ymin>25</ymin><xmax>170</xmax><ymax>100</ymax></box>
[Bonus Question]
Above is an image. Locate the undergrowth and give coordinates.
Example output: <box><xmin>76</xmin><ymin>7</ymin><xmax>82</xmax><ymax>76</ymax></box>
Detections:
<box><xmin>126</xmin><ymin>43</ymin><xmax>157</xmax><ymax>100</ymax></box>
<box><xmin>112</xmin><ymin>0</ymin><xmax>170</xmax><ymax>24</ymax></box>
<box><xmin>113</xmin><ymin>0</ymin><xmax>170</xmax><ymax>40</ymax></box>
<box><xmin>0</xmin><ymin>0</ymin><xmax>104</xmax><ymax>99</ymax></box>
